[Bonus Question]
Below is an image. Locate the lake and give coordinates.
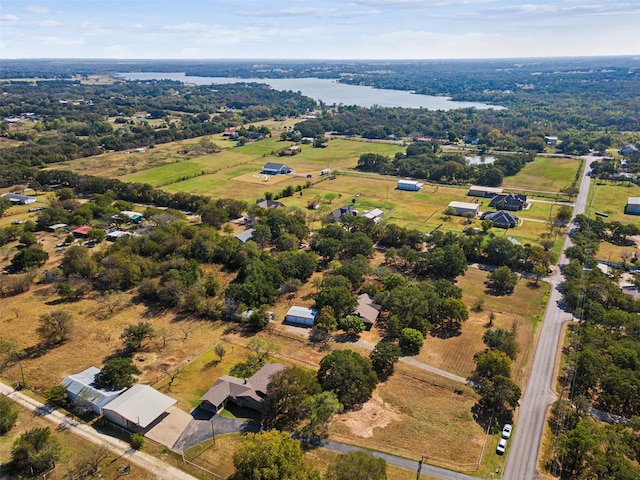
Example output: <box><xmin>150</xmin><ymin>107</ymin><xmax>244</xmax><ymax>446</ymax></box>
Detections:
<box><xmin>119</xmin><ymin>72</ymin><xmax>505</xmax><ymax>111</ymax></box>
<box><xmin>465</xmin><ymin>155</ymin><xmax>496</xmax><ymax>165</ymax></box>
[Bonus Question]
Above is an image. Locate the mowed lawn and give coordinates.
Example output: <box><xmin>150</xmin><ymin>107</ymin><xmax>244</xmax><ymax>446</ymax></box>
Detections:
<box><xmin>502</xmin><ymin>156</ymin><xmax>583</xmax><ymax>193</ymax></box>
<box><xmin>589</xmin><ymin>179</ymin><xmax>640</xmax><ymax>223</ymax></box>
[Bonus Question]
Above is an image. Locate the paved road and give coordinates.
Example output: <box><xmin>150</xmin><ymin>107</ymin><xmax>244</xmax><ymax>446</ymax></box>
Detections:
<box><xmin>0</xmin><ymin>381</ymin><xmax>198</xmax><ymax>480</ymax></box>
<box><xmin>503</xmin><ymin>157</ymin><xmax>594</xmax><ymax>479</ymax></box>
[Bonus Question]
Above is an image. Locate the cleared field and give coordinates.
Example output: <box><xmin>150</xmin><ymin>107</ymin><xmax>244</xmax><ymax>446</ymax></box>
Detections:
<box><xmin>597</xmin><ymin>242</ymin><xmax>638</xmax><ymax>265</ymax></box>
<box><xmin>502</xmin><ymin>156</ymin><xmax>583</xmax><ymax>193</ymax></box>
<box><xmin>328</xmin><ymin>372</ymin><xmax>484</xmax><ymax>470</ymax></box>
<box><xmin>589</xmin><ymin>179</ymin><xmax>640</xmax><ymax>223</ymax></box>
<box><xmin>417</xmin><ymin>267</ymin><xmax>549</xmax><ymax>385</ymax></box>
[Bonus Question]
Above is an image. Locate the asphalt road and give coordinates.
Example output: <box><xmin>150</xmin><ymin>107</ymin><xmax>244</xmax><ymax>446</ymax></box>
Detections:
<box><xmin>503</xmin><ymin>156</ymin><xmax>593</xmax><ymax>479</ymax></box>
<box><xmin>0</xmin><ymin>381</ymin><xmax>198</xmax><ymax>480</ymax></box>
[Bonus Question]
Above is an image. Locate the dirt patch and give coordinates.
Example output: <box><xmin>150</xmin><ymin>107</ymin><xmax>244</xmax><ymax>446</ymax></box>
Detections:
<box><xmin>334</xmin><ymin>393</ymin><xmax>402</xmax><ymax>438</ymax></box>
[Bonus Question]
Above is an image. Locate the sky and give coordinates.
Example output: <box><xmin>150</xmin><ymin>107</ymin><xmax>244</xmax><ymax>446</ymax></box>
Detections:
<box><xmin>1</xmin><ymin>0</ymin><xmax>639</xmax><ymax>60</ymax></box>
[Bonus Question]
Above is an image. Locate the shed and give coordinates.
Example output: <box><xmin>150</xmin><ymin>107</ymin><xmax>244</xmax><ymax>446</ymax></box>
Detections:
<box><xmin>235</xmin><ymin>228</ymin><xmax>255</xmax><ymax>243</ymax></box>
<box><xmin>120</xmin><ymin>211</ymin><xmax>144</xmax><ymax>223</ymax></box>
<box><xmin>60</xmin><ymin>367</ymin><xmax>124</xmax><ymax>415</ymax></box>
<box><xmin>625</xmin><ymin>197</ymin><xmax>640</xmax><ymax>215</ymax></box>
<box><xmin>1</xmin><ymin>192</ymin><xmax>37</xmax><ymax>205</ymax></box>
<box><xmin>199</xmin><ymin>363</ymin><xmax>285</xmax><ymax>413</ymax></box>
<box><xmin>397</xmin><ymin>179</ymin><xmax>423</xmax><ymax>191</ymax></box>
<box><xmin>72</xmin><ymin>226</ymin><xmax>93</xmax><ymax>238</ymax></box>
<box><xmin>448</xmin><ymin>201</ymin><xmax>480</xmax><ymax>217</ymax></box>
<box><xmin>262</xmin><ymin>162</ymin><xmax>291</xmax><ymax>175</ymax></box>
<box><xmin>285</xmin><ymin>306</ymin><xmax>317</xmax><ymax>326</ymax></box>
<box><xmin>468</xmin><ymin>185</ymin><xmax>504</xmax><ymax>198</ymax></box>
<box><xmin>102</xmin><ymin>384</ymin><xmax>176</xmax><ymax>432</ymax></box>
<box><xmin>106</xmin><ymin>230</ymin><xmax>131</xmax><ymax>241</ymax></box>
<box><xmin>362</xmin><ymin>208</ymin><xmax>384</xmax><ymax>223</ymax></box>
<box><xmin>46</xmin><ymin>223</ymin><xmax>68</xmax><ymax>232</ymax></box>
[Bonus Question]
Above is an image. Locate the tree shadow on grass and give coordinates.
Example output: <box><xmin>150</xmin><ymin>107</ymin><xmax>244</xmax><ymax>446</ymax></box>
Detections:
<box><xmin>429</xmin><ymin>325</ymin><xmax>462</xmax><ymax>339</ymax></box>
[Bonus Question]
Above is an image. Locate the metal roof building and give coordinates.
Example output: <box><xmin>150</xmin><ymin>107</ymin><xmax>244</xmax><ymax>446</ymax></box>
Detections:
<box><xmin>103</xmin><ymin>384</ymin><xmax>176</xmax><ymax>432</ymax></box>
<box><xmin>60</xmin><ymin>366</ymin><xmax>124</xmax><ymax>415</ymax></box>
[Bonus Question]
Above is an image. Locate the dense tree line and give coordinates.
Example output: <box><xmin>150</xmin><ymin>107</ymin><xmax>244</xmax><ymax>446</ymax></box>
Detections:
<box><xmin>0</xmin><ymin>79</ymin><xmax>316</xmax><ymax>187</ymax></box>
<box><xmin>356</xmin><ymin>143</ymin><xmax>528</xmax><ymax>186</ymax></box>
<box><xmin>548</xmin><ymin>213</ymin><xmax>640</xmax><ymax>478</ymax></box>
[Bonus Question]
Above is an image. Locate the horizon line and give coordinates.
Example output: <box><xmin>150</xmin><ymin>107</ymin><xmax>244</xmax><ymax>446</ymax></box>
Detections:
<box><xmin>2</xmin><ymin>54</ymin><xmax>640</xmax><ymax>63</ymax></box>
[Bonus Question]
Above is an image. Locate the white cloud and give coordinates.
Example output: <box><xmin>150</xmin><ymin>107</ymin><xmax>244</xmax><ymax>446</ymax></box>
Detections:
<box><xmin>353</xmin><ymin>0</ymin><xmax>494</xmax><ymax>7</ymax></box>
<box><xmin>24</xmin><ymin>5</ymin><xmax>50</xmax><ymax>14</ymax></box>
<box><xmin>33</xmin><ymin>36</ymin><xmax>84</xmax><ymax>46</ymax></box>
<box><xmin>238</xmin><ymin>7</ymin><xmax>379</xmax><ymax>18</ymax></box>
<box><xmin>0</xmin><ymin>14</ymin><xmax>18</xmax><ymax>22</ymax></box>
<box><xmin>163</xmin><ymin>23</ymin><xmax>208</xmax><ymax>31</ymax></box>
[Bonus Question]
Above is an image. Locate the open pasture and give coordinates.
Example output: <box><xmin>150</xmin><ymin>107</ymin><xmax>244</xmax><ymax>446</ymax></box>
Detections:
<box><xmin>328</xmin><ymin>371</ymin><xmax>484</xmax><ymax>469</ymax></box>
<box><xmin>589</xmin><ymin>179</ymin><xmax>640</xmax><ymax>224</ymax></box>
<box><xmin>502</xmin><ymin>156</ymin><xmax>583</xmax><ymax>194</ymax></box>
<box><xmin>417</xmin><ymin>267</ymin><xmax>549</xmax><ymax>384</ymax></box>
<box><xmin>281</xmin><ymin>172</ymin><xmax>565</xmax><ymax>248</ymax></box>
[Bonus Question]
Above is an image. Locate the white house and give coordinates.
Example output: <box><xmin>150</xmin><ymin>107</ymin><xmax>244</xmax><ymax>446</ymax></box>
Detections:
<box><xmin>285</xmin><ymin>306</ymin><xmax>317</xmax><ymax>326</ymax></box>
<box><xmin>102</xmin><ymin>384</ymin><xmax>176</xmax><ymax>432</ymax></box>
<box><xmin>397</xmin><ymin>179</ymin><xmax>423</xmax><ymax>191</ymax></box>
<box><xmin>448</xmin><ymin>201</ymin><xmax>480</xmax><ymax>217</ymax></box>
<box><xmin>60</xmin><ymin>367</ymin><xmax>124</xmax><ymax>415</ymax></box>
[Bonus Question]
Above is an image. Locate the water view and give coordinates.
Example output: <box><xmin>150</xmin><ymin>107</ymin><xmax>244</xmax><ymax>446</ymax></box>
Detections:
<box><xmin>465</xmin><ymin>155</ymin><xmax>496</xmax><ymax>165</ymax></box>
<box><xmin>119</xmin><ymin>72</ymin><xmax>505</xmax><ymax>111</ymax></box>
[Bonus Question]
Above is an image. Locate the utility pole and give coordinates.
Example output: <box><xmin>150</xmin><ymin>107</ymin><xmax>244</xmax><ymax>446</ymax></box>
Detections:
<box><xmin>19</xmin><ymin>362</ymin><xmax>26</xmax><ymax>389</ymax></box>
<box><xmin>211</xmin><ymin>417</ymin><xmax>215</xmax><ymax>445</ymax></box>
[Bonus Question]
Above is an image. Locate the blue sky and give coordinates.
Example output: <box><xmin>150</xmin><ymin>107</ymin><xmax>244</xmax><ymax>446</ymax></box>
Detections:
<box><xmin>1</xmin><ymin>0</ymin><xmax>639</xmax><ymax>59</ymax></box>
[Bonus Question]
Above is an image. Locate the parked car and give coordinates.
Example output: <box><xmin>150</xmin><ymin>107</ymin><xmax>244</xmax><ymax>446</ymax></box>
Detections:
<box><xmin>502</xmin><ymin>424</ymin><xmax>512</xmax><ymax>439</ymax></box>
<box><xmin>496</xmin><ymin>438</ymin><xmax>507</xmax><ymax>455</ymax></box>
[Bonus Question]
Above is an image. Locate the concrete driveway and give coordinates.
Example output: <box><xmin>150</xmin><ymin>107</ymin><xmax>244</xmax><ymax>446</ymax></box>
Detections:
<box><xmin>146</xmin><ymin>406</ymin><xmax>193</xmax><ymax>449</ymax></box>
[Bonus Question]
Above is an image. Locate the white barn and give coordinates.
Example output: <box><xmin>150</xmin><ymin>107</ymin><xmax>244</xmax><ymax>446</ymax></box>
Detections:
<box><xmin>397</xmin><ymin>179</ymin><xmax>424</xmax><ymax>191</ymax></box>
<box><xmin>448</xmin><ymin>201</ymin><xmax>480</xmax><ymax>217</ymax></box>
<box><xmin>285</xmin><ymin>306</ymin><xmax>317</xmax><ymax>326</ymax></box>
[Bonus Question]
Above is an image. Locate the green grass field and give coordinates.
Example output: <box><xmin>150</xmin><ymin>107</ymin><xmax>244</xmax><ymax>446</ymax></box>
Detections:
<box><xmin>502</xmin><ymin>156</ymin><xmax>583</xmax><ymax>194</ymax></box>
<box><xmin>588</xmin><ymin>179</ymin><xmax>640</xmax><ymax>223</ymax></box>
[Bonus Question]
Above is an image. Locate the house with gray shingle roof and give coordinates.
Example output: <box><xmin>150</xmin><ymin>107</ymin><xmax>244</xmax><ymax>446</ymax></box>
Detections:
<box><xmin>199</xmin><ymin>363</ymin><xmax>285</xmax><ymax>413</ymax></box>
